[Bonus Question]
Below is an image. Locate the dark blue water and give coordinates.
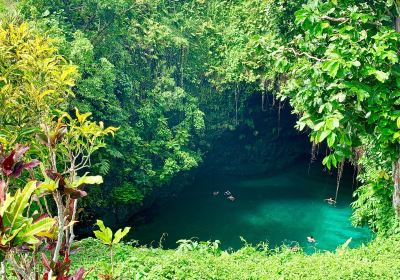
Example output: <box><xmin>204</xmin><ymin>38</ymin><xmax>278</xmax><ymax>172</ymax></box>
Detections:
<box><xmin>130</xmin><ymin>163</ymin><xmax>372</xmax><ymax>252</ymax></box>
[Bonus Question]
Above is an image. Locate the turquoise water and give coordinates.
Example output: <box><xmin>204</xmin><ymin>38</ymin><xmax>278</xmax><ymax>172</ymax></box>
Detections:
<box><xmin>130</xmin><ymin>163</ymin><xmax>372</xmax><ymax>252</ymax></box>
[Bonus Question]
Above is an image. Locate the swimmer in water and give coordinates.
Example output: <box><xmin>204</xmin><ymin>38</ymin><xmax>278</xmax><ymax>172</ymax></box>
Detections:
<box><xmin>227</xmin><ymin>195</ymin><xmax>235</xmax><ymax>201</ymax></box>
<box><xmin>324</xmin><ymin>197</ymin><xmax>336</xmax><ymax>205</ymax></box>
<box><xmin>291</xmin><ymin>245</ymin><xmax>300</xmax><ymax>252</ymax></box>
<box><xmin>213</xmin><ymin>191</ymin><xmax>220</xmax><ymax>196</ymax></box>
<box><xmin>307</xmin><ymin>236</ymin><xmax>316</xmax><ymax>243</ymax></box>
<box><xmin>224</xmin><ymin>190</ymin><xmax>232</xmax><ymax>196</ymax></box>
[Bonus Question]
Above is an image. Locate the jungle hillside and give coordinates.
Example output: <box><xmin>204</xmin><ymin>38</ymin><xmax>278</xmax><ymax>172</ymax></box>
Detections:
<box><xmin>1</xmin><ymin>0</ymin><xmax>400</xmax><ymax>279</ymax></box>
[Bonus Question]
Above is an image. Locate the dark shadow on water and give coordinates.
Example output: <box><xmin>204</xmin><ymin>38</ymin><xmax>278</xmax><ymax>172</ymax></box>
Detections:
<box><xmin>128</xmin><ymin>161</ymin><xmax>372</xmax><ymax>252</ymax></box>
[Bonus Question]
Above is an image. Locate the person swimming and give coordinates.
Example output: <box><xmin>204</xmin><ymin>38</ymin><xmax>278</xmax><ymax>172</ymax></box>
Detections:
<box><xmin>324</xmin><ymin>197</ymin><xmax>336</xmax><ymax>205</ymax></box>
<box><xmin>213</xmin><ymin>191</ymin><xmax>220</xmax><ymax>196</ymax></box>
<box><xmin>307</xmin><ymin>236</ymin><xmax>316</xmax><ymax>243</ymax></box>
<box><xmin>291</xmin><ymin>245</ymin><xmax>300</xmax><ymax>252</ymax></box>
<box><xmin>224</xmin><ymin>190</ymin><xmax>232</xmax><ymax>196</ymax></box>
<box><xmin>227</xmin><ymin>195</ymin><xmax>235</xmax><ymax>201</ymax></box>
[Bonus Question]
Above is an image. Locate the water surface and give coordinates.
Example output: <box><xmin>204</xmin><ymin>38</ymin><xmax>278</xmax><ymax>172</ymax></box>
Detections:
<box><xmin>130</xmin><ymin>163</ymin><xmax>372</xmax><ymax>252</ymax></box>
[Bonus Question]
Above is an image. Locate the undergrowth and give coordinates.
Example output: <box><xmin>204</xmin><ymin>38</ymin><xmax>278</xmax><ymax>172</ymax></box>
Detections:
<box><xmin>70</xmin><ymin>236</ymin><xmax>400</xmax><ymax>280</ymax></box>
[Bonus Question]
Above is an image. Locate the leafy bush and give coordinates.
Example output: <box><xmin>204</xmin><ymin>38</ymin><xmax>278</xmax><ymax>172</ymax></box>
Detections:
<box><xmin>71</xmin><ymin>235</ymin><xmax>400</xmax><ymax>280</ymax></box>
<box><xmin>0</xmin><ymin>21</ymin><xmax>115</xmax><ymax>279</ymax></box>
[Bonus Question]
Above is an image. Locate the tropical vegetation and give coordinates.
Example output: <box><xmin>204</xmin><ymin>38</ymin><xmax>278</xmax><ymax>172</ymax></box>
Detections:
<box><xmin>1</xmin><ymin>0</ymin><xmax>400</xmax><ymax>279</ymax></box>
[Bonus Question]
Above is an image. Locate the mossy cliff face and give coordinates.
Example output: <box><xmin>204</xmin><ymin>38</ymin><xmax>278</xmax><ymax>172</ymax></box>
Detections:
<box><xmin>200</xmin><ymin>94</ymin><xmax>310</xmax><ymax>177</ymax></box>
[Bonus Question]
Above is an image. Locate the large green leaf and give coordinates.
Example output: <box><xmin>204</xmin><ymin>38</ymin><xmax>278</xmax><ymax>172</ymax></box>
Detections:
<box><xmin>17</xmin><ymin>217</ymin><xmax>56</xmax><ymax>245</ymax></box>
<box><xmin>7</xmin><ymin>181</ymin><xmax>36</xmax><ymax>227</ymax></box>
<box><xmin>94</xmin><ymin>219</ymin><xmax>113</xmax><ymax>245</ymax></box>
<box><xmin>36</xmin><ymin>179</ymin><xmax>58</xmax><ymax>196</ymax></box>
<box><xmin>1</xmin><ymin>226</ymin><xmax>24</xmax><ymax>245</ymax></box>
<box><xmin>374</xmin><ymin>70</ymin><xmax>390</xmax><ymax>83</ymax></box>
<box><xmin>72</xmin><ymin>174</ymin><xmax>103</xmax><ymax>189</ymax></box>
<box><xmin>322</xmin><ymin>60</ymin><xmax>340</xmax><ymax>78</ymax></box>
<box><xmin>0</xmin><ymin>195</ymin><xmax>14</xmax><ymax>216</ymax></box>
<box><xmin>113</xmin><ymin>227</ymin><xmax>131</xmax><ymax>244</ymax></box>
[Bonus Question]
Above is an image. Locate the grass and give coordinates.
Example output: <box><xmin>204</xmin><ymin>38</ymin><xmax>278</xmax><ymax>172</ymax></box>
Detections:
<box><xmin>0</xmin><ymin>0</ymin><xmax>5</xmax><ymax>14</ymax></box>
<box><xmin>0</xmin><ymin>0</ymin><xmax>16</xmax><ymax>15</ymax></box>
<box><xmin>71</xmin><ymin>235</ymin><xmax>400</xmax><ymax>280</ymax></box>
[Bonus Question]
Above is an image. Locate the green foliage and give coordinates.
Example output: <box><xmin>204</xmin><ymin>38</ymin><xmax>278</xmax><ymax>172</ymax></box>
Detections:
<box><xmin>176</xmin><ymin>239</ymin><xmax>221</xmax><ymax>256</ymax></box>
<box><xmin>0</xmin><ymin>1</ymin><xmax>5</xmax><ymax>14</ymax></box>
<box><xmin>19</xmin><ymin>0</ymin><xmax>208</xmax><ymax>213</ymax></box>
<box><xmin>13</xmin><ymin>0</ymin><xmax>400</xmax><ymax>236</ymax></box>
<box><xmin>4</xmin><ymin>1</ymin><xmax>400</xmax><ymax>278</ymax></box>
<box><xmin>0</xmin><ymin>181</ymin><xmax>56</xmax><ymax>259</ymax></box>
<box><xmin>15</xmin><ymin>0</ymin><xmax>306</xmax><ymax>222</ymax></box>
<box><xmin>351</xmin><ymin>140</ymin><xmax>399</xmax><ymax>234</ymax></box>
<box><xmin>0</xmin><ymin>20</ymin><xmax>114</xmax><ymax>278</ymax></box>
<box><xmin>0</xmin><ymin>22</ymin><xmax>78</xmax><ymax>148</ymax></box>
<box><xmin>72</xmin><ymin>236</ymin><xmax>400</xmax><ymax>279</ymax></box>
<box><xmin>112</xmin><ymin>183</ymin><xmax>144</xmax><ymax>205</ymax></box>
<box><xmin>93</xmin><ymin>220</ymin><xmax>113</xmax><ymax>246</ymax></box>
<box><xmin>279</xmin><ymin>0</ymin><xmax>400</xmax><ymax>165</ymax></box>
<box><xmin>93</xmin><ymin>220</ymin><xmax>131</xmax><ymax>279</ymax></box>
<box><xmin>269</xmin><ymin>0</ymin><xmax>400</xmax><ymax>231</ymax></box>
<box><xmin>94</xmin><ymin>220</ymin><xmax>131</xmax><ymax>246</ymax></box>
<box><xmin>173</xmin><ymin>0</ymin><xmax>400</xmax><ymax>232</ymax></box>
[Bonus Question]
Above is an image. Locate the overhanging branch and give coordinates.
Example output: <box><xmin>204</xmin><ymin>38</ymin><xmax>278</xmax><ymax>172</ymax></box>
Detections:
<box><xmin>287</xmin><ymin>48</ymin><xmax>324</xmax><ymax>62</ymax></box>
<box><xmin>321</xmin><ymin>15</ymin><xmax>349</xmax><ymax>23</ymax></box>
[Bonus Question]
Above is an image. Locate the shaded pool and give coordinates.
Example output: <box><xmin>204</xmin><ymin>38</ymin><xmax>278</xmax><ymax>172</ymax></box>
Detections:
<box><xmin>129</xmin><ymin>162</ymin><xmax>372</xmax><ymax>252</ymax></box>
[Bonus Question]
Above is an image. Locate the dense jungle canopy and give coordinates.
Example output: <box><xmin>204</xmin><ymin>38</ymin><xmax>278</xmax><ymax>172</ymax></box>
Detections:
<box><xmin>13</xmin><ymin>0</ymin><xmax>309</xmax><ymax>227</ymax></box>
<box><xmin>2</xmin><ymin>0</ymin><xmax>400</xmax><ymax>231</ymax></box>
<box><xmin>13</xmin><ymin>0</ymin><xmax>400</xmax><ymax>234</ymax></box>
<box><xmin>2</xmin><ymin>0</ymin><xmax>400</xmax><ymax>279</ymax></box>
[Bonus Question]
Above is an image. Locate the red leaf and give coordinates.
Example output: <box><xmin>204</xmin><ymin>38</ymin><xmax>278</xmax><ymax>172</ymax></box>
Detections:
<box><xmin>64</xmin><ymin>252</ymin><xmax>69</xmax><ymax>262</ymax></box>
<box><xmin>11</xmin><ymin>159</ymin><xmax>40</xmax><ymax>178</ymax></box>
<box><xmin>11</xmin><ymin>162</ymin><xmax>24</xmax><ymax>178</ymax></box>
<box><xmin>45</xmin><ymin>170</ymin><xmax>66</xmax><ymax>189</ymax></box>
<box><xmin>0</xmin><ymin>215</ymin><xmax>4</xmax><ymax>233</ymax></box>
<box><xmin>23</xmin><ymin>159</ymin><xmax>40</xmax><ymax>170</ymax></box>
<box><xmin>14</xmin><ymin>145</ymin><xmax>29</xmax><ymax>161</ymax></box>
<box><xmin>58</xmin><ymin>252</ymin><xmax>71</xmax><ymax>276</ymax></box>
<box><xmin>66</xmin><ymin>199</ymin><xmax>75</xmax><ymax>221</ymax></box>
<box><xmin>41</xmin><ymin>253</ymin><xmax>51</xmax><ymax>270</ymax></box>
<box><xmin>2</xmin><ymin>151</ymin><xmax>15</xmax><ymax>176</ymax></box>
<box><xmin>64</xmin><ymin>189</ymin><xmax>87</xmax><ymax>199</ymax></box>
<box><xmin>45</xmin><ymin>169</ymin><xmax>60</xmax><ymax>180</ymax></box>
<box><xmin>73</xmin><ymin>268</ymin><xmax>85</xmax><ymax>280</ymax></box>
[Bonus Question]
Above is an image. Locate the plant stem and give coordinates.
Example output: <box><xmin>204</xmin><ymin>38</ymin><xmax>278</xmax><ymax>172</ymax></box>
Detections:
<box><xmin>1</xmin><ymin>260</ymin><xmax>6</xmax><ymax>280</ymax></box>
<box><xmin>394</xmin><ymin>16</ymin><xmax>400</xmax><ymax>218</ymax></box>
<box><xmin>393</xmin><ymin>158</ymin><xmax>400</xmax><ymax>217</ymax></box>
<box><xmin>110</xmin><ymin>246</ymin><xmax>114</xmax><ymax>278</ymax></box>
<box><xmin>48</xmin><ymin>192</ymin><xmax>65</xmax><ymax>279</ymax></box>
<box><xmin>67</xmin><ymin>199</ymin><xmax>78</xmax><ymax>253</ymax></box>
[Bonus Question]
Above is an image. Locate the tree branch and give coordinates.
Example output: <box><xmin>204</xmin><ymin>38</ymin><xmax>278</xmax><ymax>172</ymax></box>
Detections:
<box><xmin>287</xmin><ymin>48</ymin><xmax>325</xmax><ymax>62</ymax></box>
<box><xmin>48</xmin><ymin>192</ymin><xmax>65</xmax><ymax>279</ymax></box>
<box><xmin>321</xmin><ymin>15</ymin><xmax>349</xmax><ymax>23</ymax></box>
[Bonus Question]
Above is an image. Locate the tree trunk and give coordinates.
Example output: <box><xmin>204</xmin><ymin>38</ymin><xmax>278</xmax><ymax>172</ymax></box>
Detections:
<box><xmin>396</xmin><ymin>16</ymin><xmax>400</xmax><ymax>32</ymax></box>
<box><xmin>394</xmin><ymin>17</ymin><xmax>400</xmax><ymax>217</ymax></box>
<box><xmin>67</xmin><ymin>199</ymin><xmax>78</xmax><ymax>253</ymax></box>
<box><xmin>1</xmin><ymin>260</ymin><xmax>6</xmax><ymax>280</ymax></box>
<box><xmin>393</xmin><ymin>158</ymin><xmax>400</xmax><ymax>217</ymax></box>
<box><xmin>48</xmin><ymin>192</ymin><xmax>65</xmax><ymax>279</ymax></box>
